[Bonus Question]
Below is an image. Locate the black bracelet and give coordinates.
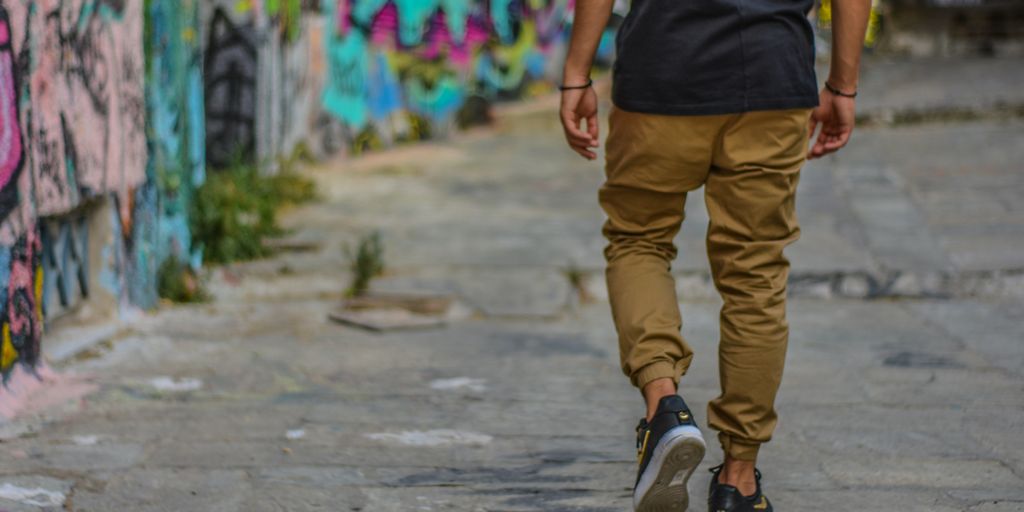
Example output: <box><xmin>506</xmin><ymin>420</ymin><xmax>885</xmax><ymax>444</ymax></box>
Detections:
<box><xmin>559</xmin><ymin>78</ymin><xmax>593</xmax><ymax>91</ymax></box>
<box><xmin>824</xmin><ymin>81</ymin><xmax>857</xmax><ymax>98</ymax></box>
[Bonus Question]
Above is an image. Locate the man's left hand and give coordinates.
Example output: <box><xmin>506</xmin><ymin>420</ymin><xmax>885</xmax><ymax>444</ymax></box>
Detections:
<box><xmin>808</xmin><ymin>87</ymin><xmax>856</xmax><ymax>159</ymax></box>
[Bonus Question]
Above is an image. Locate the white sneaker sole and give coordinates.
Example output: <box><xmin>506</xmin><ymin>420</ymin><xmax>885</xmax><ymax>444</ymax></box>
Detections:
<box><xmin>633</xmin><ymin>425</ymin><xmax>706</xmax><ymax>512</ymax></box>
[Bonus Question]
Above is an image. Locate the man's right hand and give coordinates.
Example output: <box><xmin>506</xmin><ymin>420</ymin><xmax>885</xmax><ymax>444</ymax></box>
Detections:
<box><xmin>560</xmin><ymin>85</ymin><xmax>600</xmax><ymax>160</ymax></box>
<box><xmin>807</xmin><ymin>87</ymin><xmax>857</xmax><ymax>159</ymax></box>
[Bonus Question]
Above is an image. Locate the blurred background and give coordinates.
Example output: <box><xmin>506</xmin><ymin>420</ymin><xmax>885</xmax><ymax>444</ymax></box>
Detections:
<box><xmin>0</xmin><ymin>0</ymin><xmax>1021</xmax><ymax>510</ymax></box>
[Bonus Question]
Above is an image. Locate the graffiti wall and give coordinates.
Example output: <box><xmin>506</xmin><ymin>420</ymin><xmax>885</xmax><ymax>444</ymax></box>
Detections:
<box><xmin>318</xmin><ymin>0</ymin><xmax>618</xmax><ymax>151</ymax></box>
<box><xmin>0</xmin><ymin>0</ymin><xmax>208</xmax><ymax>380</ymax></box>
<box><xmin>200</xmin><ymin>0</ymin><xmax>615</xmax><ymax>164</ymax></box>
<box><xmin>0</xmin><ymin>0</ymin><xmax>148</xmax><ymax>379</ymax></box>
<box><xmin>0</xmin><ymin>0</ymin><xmax>601</xmax><ymax>381</ymax></box>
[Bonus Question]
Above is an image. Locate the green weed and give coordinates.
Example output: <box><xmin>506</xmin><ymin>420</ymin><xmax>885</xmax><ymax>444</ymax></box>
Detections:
<box><xmin>565</xmin><ymin>262</ymin><xmax>594</xmax><ymax>303</ymax></box>
<box><xmin>191</xmin><ymin>157</ymin><xmax>315</xmax><ymax>264</ymax></box>
<box><xmin>345</xmin><ymin>231</ymin><xmax>385</xmax><ymax>297</ymax></box>
<box><xmin>157</xmin><ymin>254</ymin><xmax>208</xmax><ymax>303</ymax></box>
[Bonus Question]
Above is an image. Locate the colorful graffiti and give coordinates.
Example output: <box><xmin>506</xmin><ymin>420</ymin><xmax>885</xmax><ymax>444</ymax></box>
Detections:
<box><xmin>0</xmin><ymin>2</ymin><xmax>36</xmax><ymax>379</ymax></box>
<box><xmin>0</xmin><ymin>229</ymin><xmax>42</xmax><ymax>374</ymax></box>
<box><xmin>0</xmin><ymin>6</ymin><xmax>21</xmax><ymax>222</ymax></box>
<box><xmin>0</xmin><ymin>0</ymin><xmax>152</xmax><ymax>379</ymax></box>
<box><xmin>200</xmin><ymin>0</ymin><xmax>610</xmax><ymax>161</ymax></box>
<box><xmin>320</xmin><ymin>0</ymin><xmax>582</xmax><ymax>142</ymax></box>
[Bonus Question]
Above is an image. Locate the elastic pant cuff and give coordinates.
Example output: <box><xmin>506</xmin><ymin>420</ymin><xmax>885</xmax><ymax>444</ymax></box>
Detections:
<box><xmin>632</xmin><ymin>361</ymin><xmax>684</xmax><ymax>391</ymax></box>
<box><xmin>719</xmin><ymin>434</ymin><xmax>761</xmax><ymax>461</ymax></box>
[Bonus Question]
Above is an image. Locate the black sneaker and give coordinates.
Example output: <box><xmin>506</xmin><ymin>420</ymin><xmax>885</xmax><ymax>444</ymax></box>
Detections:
<box><xmin>633</xmin><ymin>395</ymin><xmax>706</xmax><ymax>511</ymax></box>
<box><xmin>707</xmin><ymin>465</ymin><xmax>773</xmax><ymax>512</ymax></box>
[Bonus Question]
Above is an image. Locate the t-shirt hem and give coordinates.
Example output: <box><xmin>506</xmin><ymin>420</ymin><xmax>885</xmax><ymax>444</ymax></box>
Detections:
<box><xmin>612</xmin><ymin>95</ymin><xmax>819</xmax><ymax>116</ymax></box>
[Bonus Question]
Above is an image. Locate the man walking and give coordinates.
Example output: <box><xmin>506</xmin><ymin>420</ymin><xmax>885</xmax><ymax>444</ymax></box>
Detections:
<box><xmin>559</xmin><ymin>1</ymin><xmax>870</xmax><ymax>510</ymax></box>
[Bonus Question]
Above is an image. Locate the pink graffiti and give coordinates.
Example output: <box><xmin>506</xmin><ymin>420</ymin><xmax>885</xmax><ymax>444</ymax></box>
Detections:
<box><xmin>20</xmin><ymin>0</ymin><xmax>146</xmax><ymax>218</ymax></box>
<box><xmin>367</xmin><ymin>4</ymin><xmax>399</xmax><ymax>46</ymax></box>
<box><xmin>421</xmin><ymin>11</ymin><xmax>490</xmax><ymax>65</ymax></box>
<box><xmin>0</xmin><ymin>363</ymin><xmax>98</xmax><ymax>421</ymax></box>
<box><xmin>7</xmin><ymin>228</ymin><xmax>41</xmax><ymax>354</ymax></box>
<box><xmin>0</xmin><ymin>10</ymin><xmax>23</xmax><ymax>201</ymax></box>
<box><xmin>26</xmin><ymin>2</ymin><xmax>74</xmax><ymax>216</ymax></box>
<box><xmin>336</xmin><ymin>0</ymin><xmax>353</xmax><ymax>35</ymax></box>
<box><xmin>366</xmin><ymin>5</ymin><xmax>489</xmax><ymax>67</ymax></box>
<box><xmin>65</xmin><ymin>0</ymin><xmax>147</xmax><ymax>199</ymax></box>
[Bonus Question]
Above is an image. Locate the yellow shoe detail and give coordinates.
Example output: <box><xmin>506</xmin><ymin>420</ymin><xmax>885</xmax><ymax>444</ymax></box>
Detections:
<box><xmin>636</xmin><ymin>430</ymin><xmax>651</xmax><ymax>465</ymax></box>
<box><xmin>753</xmin><ymin>496</ymin><xmax>769</xmax><ymax>510</ymax></box>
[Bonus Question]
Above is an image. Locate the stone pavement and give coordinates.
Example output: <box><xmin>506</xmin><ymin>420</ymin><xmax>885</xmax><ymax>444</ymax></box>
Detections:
<box><xmin>2</xmin><ymin>58</ymin><xmax>1024</xmax><ymax>511</ymax></box>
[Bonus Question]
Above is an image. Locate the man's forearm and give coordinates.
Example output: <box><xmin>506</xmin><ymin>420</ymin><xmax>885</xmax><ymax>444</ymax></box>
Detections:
<box><xmin>828</xmin><ymin>0</ymin><xmax>872</xmax><ymax>91</ymax></box>
<box><xmin>563</xmin><ymin>0</ymin><xmax>615</xmax><ymax>83</ymax></box>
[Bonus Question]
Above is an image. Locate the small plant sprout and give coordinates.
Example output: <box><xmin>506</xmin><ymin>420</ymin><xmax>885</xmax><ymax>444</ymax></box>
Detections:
<box><xmin>157</xmin><ymin>254</ymin><xmax>208</xmax><ymax>303</ymax></box>
<box><xmin>565</xmin><ymin>262</ymin><xmax>593</xmax><ymax>303</ymax></box>
<box><xmin>345</xmin><ymin>231</ymin><xmax>385</xmax><ymax>297</ymax></box>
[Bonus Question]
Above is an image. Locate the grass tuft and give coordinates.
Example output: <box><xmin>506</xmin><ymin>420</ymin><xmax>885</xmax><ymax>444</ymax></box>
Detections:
<box><xmin>345</xmin><ymin>231</ymin><xmax>385</xmax><ymax>298</ymax></box>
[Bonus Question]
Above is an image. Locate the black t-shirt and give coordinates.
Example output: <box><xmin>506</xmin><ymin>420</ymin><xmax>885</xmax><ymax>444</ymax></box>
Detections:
<box><xmin>612</xmin><ymin>0</ymin><xmax>819</xmax><ymax>115</ymax></box>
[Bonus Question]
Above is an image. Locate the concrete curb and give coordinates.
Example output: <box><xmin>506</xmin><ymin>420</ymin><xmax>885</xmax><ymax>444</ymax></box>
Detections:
<box><xmin>584</xmin><ymin>268</ymin><xmax>1024</xmax><ymax>303</ymax></box>
<box><xmin>857</xmin><ymin>102</ymin><xmax>1024</xmax><ymax>128</ymax></box>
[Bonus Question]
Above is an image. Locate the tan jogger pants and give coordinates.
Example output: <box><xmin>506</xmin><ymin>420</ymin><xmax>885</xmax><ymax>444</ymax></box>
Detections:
<box><xmin>599</xmin><ymin>106</ymin><xmax>812</xmax><ymax>460</ymax></box>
